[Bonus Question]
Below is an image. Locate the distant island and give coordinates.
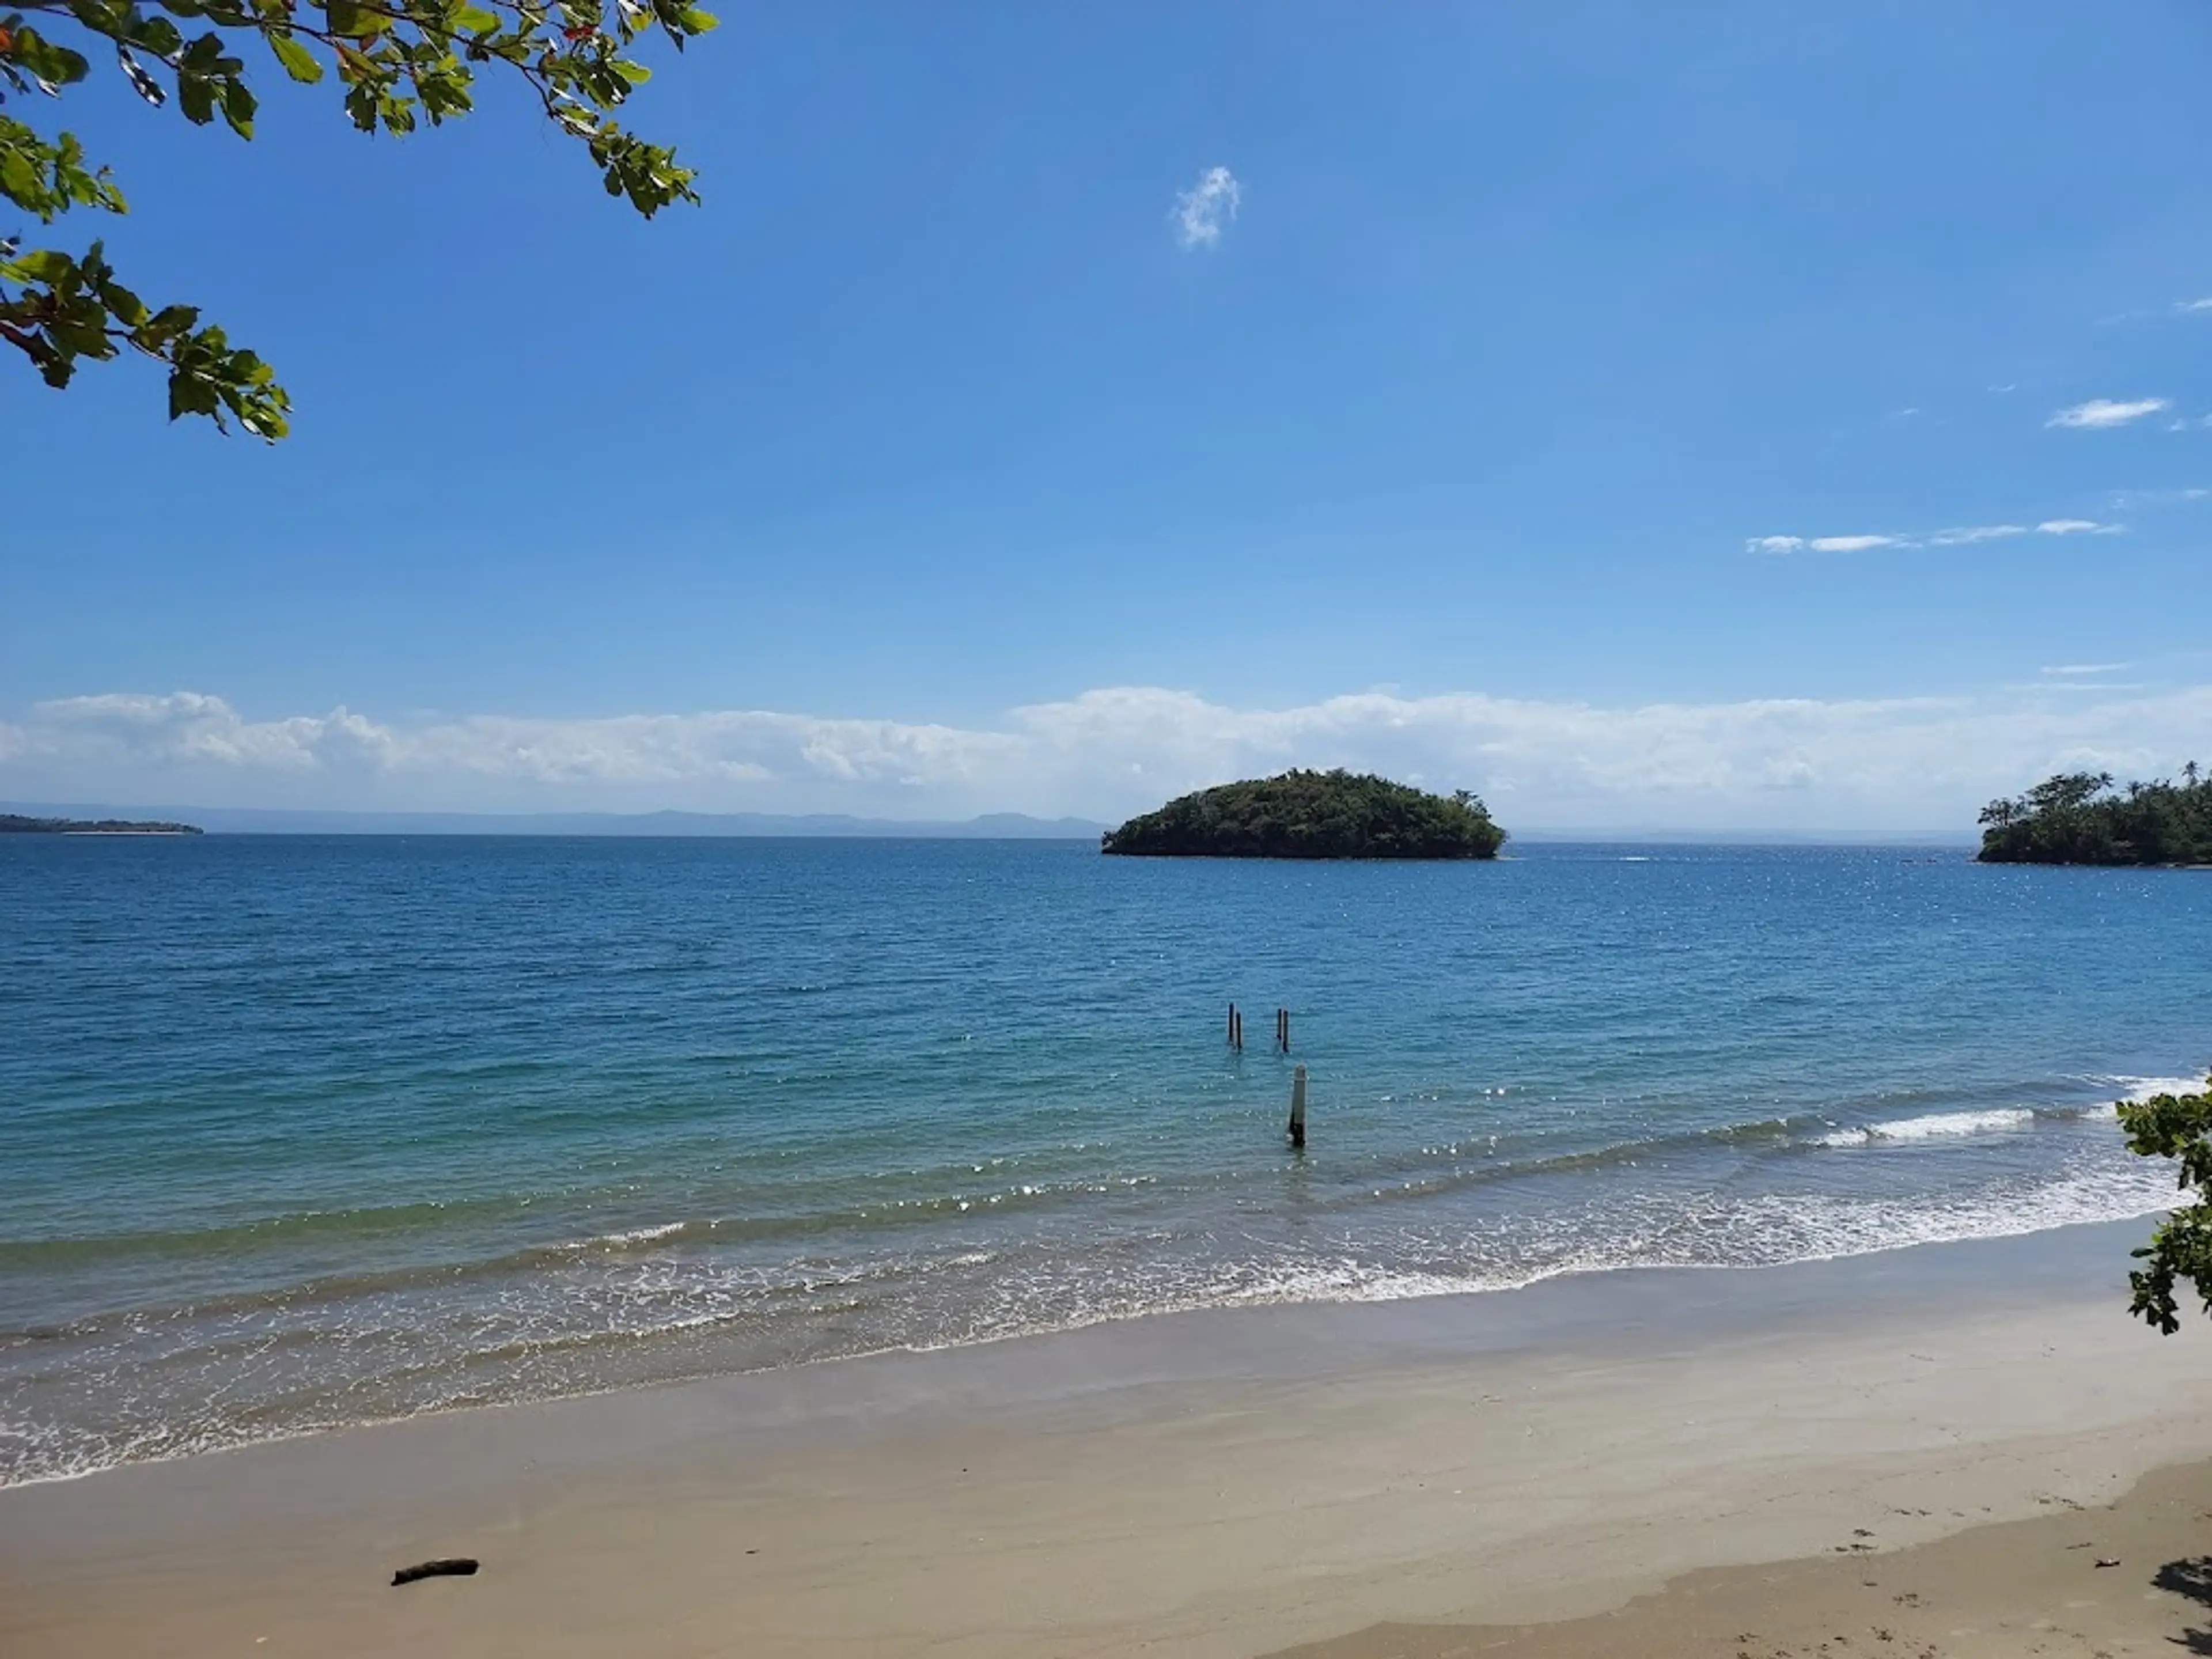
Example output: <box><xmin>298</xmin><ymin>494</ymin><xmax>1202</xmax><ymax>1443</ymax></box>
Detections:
<box><xmin>1101</xmin><ymin>770</ymin><xmax>1506</xmax><ymax>859</ymax></box>
<box><xmin>1978</xmin><ymin>768</ymin><xmax>2211</xmax><ymax>865</ymax></box>
<box><xmin>0</xmin><ymin>814</ymin><xmax>203</xmax><ymax>835</ymax></box>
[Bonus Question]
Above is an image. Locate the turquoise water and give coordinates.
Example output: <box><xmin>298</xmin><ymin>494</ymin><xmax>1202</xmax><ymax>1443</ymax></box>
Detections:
<box><xmin>2</xmin><ymin>836</ymin><xmax>2206</xmax><ymax>1484</ymax></box>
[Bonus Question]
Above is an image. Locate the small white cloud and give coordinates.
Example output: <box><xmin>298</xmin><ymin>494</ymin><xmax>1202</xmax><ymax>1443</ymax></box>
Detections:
<box><xmin>1748</xmin><ymin>533</ymin><xmax>1904</xmax><ymax>555</ymax></box>
<box><xmin>2040</xmin><ymin>663</ymin><xmax>2130</xmax><ymax>677</ymax></box>
<box><xmin>1890</xmin><ymin>407</ymin><xmax>1921</xmax><ymax>419</ymax></box>
<box><xmin>1988</xmin><ymin>383</ymin><xmax>2018</xmax><ymax>394</ymax></box>
<box><xmin>2177</xmin><ymin>298</ymin><xmax>2212</xmax><ymax>313</ymax></box>
<box><xmin>2111</xmin><ymin>487</ymin><xmax>2210</xmax><ymax>509</ymax></box>
<box><xmin>1171</xmin><ymin>165</ymin><xmax>1241</xmax><ymax>251</ymax></box>
<box><xmin>2047</xmin><ymin>397</ymin><xmax>2171</xmax><ymax>429</ymax></box>
<box><xmin>1749</xmin><ymin>513</ymin><xmax>2131</xmax><ymax>555</ymax></box>
<box><xmin>1926</xmin><ymin>525</ymin><xmax>2027</xmax><ymax>546</ymax></box>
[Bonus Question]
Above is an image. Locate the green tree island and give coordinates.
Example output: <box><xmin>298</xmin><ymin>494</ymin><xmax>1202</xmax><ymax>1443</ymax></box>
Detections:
<box><xmin>1978</xmin><ymin>767</ymin><xmax>2212</xmax><ymax>865</ymax></box>
<box><xmin>1101</xmin><ymin>770</ymin><xmax>1506</xmax><ymax>860</ymax></box>
<box><xmin>1</xmin><ymin>0</ymin><xmax>713</xmax><ymax>435</ymax></box>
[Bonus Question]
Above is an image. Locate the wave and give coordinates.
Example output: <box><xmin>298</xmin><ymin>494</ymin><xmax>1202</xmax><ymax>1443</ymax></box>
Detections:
<box><xmin>1817</xmin><ymin>1107</ymin><xmax>2036</xmax><ymax>1147</ymax></box>
<box><xmin>2116</xmin><ymin>1073</ymin><xmax>2207</xmax><ymax>1104</ymax></box>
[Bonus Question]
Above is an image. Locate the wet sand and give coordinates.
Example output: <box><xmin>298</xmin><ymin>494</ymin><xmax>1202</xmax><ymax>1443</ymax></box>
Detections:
<box><xmin>3</xmin><ymin>1221</ymin><xmax>2208</xmax><ymax>1658</ymax></box>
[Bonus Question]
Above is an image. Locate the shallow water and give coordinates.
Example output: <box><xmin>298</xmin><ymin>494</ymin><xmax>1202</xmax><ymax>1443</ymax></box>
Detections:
<box><xmin>1</xmin><ymin>835</ymin><xmax>2204</xmax><ymax>1483</ymax></box>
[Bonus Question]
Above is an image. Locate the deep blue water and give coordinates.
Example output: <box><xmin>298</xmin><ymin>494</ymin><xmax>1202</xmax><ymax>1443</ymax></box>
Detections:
<box><xmin>2</xmin><ymin>835</ymin><xmax>2206</xmax><ymax>1483</ymax></box>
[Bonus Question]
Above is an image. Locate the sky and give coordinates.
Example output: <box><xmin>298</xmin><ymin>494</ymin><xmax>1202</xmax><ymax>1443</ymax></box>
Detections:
<box><xmin>8</xmin><ymin>2</ymin><xmax>2212</xmax><ymax>832</ymax></box>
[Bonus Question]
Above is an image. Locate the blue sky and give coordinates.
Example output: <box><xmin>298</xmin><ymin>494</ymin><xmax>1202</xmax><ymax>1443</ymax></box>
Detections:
<box><xmin>8</xmin><ymin>2</ymin><xmax>2212</xmax><ymax>829</ymax></box>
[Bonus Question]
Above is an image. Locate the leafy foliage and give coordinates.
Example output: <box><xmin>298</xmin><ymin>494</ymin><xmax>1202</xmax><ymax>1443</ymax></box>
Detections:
<box><xmin>1</xmin><ymin>0</ymin><xmax>714</xmax><ymax>434</ymax></box>
<box><xmin>1977</xmin><ymin>766</ymin><xmax>2212</xmax><ymax>866</ymax></box>
<box><xmin>2120</xmin><ymin>1073</ymin><xmax>2212</xmax><ymax>1335</ymax></box>
<box><xmin>1101</xmin><ymin>770</ymin><xmax>1508</xmax><ymax>861</ymax></box>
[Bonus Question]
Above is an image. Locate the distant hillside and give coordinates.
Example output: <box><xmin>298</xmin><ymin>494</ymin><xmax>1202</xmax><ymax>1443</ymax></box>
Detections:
<box><xmin>0</xmin><ymin>804</ymin><xmax>1104</xmax><ymax>839</ymax></box>
<box><xmin>0</xmin><ymin>813</ymin><xmax>202</xmax><ymax>835</ymax></box>
<box><xmin>1978</xmin><ymin>769</ymin><xmax>2212</xmax><ymax>865</ymax></box>
<box><xmin>1101</xmin><ymin>770</ymin><xmax>1506</xmax><ymax>860</ymax></box>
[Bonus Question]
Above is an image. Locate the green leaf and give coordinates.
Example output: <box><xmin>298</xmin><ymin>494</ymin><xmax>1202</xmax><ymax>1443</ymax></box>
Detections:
<box><xmin>269</xmin><ymin>33</ymin><xmax>323</xmax><ymax>81</ymax></box>
<box><xmin>220</xmin><ymin>78</ymin><xmax>255</xmax><ymax>137</ymax></box>
<box><xmin>10</xmin><ymin>247</ymin><xmax>76</xmax><ymax>283</ymax></box>
<box><xmin>452</xmin><ymin>3</ymin><xmax>499</xmax><ymax>32</ymax></box>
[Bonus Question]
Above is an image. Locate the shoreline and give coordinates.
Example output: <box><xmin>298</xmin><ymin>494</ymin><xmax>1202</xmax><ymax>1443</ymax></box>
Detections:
<box><xmin>6</xmin><ymin>1218</ymin><xmax>2211</xmax><ymax>1656</ymax></box>
<box><xmin>3</xmin><ymin>1195</ymin><xmax>2179</xmax><ymax>1494</ymax></box>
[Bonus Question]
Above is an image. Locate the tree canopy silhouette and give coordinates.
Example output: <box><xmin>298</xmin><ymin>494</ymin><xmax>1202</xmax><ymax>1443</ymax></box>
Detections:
<box><xmin>1978</xmin><ymin>767</ymin><xmax>2212</xmax><ymax>865</ymax></box>
<box><xmin>1101</xmin><ymin>770</ymin><xmax>1507</xmax><ymax>861</ymax></box>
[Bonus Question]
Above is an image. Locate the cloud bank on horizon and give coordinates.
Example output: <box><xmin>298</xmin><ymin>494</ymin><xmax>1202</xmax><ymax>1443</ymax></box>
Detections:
<box><xmin>5</xmin><ymin>682</ymin><xmax>2208</xmax><ymax>834</ymax></box>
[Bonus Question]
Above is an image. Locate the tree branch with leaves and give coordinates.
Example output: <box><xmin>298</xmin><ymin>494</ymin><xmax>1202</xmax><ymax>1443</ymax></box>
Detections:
<box><xmin>2121</xmin><ymin>1073</ymin><xmax>2212</xmax><ymax>1335</ymax></box>
<box><xmin>1</xmin><ymin>0</ymin><xmax>713</xmax><ymax>437</ymax></box>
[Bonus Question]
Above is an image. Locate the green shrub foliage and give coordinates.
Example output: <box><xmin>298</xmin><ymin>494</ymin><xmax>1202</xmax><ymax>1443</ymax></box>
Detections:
<box><xmin>2122</xmin><ymin>1073</ymin><xmax>2212</xmax><ymax>1335</ymax></box>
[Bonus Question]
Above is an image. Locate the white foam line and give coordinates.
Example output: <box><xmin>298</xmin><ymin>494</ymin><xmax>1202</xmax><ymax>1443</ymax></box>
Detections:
<box><xmin>1819</xmin><ymin>1108</ymin><xmax>2035</xmax><ymax>1147</ymax></box>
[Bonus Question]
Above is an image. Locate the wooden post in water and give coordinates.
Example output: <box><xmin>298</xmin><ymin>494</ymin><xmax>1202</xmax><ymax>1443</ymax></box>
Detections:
<box><xmin>1287</xmin><ymin>1062</ymin><xmax>1308</xmax><ymax>1149</ymax></box>
<box><xmin>1228</xmin><ymin>1002</ymin><xmax>1243</xmax><ymax>1051</ymax></box>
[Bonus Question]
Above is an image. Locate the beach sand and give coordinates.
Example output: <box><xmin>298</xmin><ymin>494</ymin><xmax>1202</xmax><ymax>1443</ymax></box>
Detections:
<box><xmin>3</xmin><ymin>1221</ymin><xmax>2209</xmax><ymax>1658</ymax></box>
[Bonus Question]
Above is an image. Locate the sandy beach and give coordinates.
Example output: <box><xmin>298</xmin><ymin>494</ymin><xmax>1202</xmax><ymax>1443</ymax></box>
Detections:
<box><xmin>4</xmin><ymin>1219</ymin><xmax>2209</xmax><ymax>1658</ymax></box>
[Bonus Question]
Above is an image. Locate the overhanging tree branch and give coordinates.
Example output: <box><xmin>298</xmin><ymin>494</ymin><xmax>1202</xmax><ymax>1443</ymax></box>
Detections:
<box><xmin>0</xmin><ymin>0</ymin><xmax>715</xmax><ymax>437</ymax></box>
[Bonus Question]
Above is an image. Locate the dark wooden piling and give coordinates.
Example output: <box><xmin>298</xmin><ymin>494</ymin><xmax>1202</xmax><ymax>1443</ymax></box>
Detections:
<box><xmin>1288</xmin><ymin>1062</ymin><xmax>1307</xmax><ymax>1149</ymax></box>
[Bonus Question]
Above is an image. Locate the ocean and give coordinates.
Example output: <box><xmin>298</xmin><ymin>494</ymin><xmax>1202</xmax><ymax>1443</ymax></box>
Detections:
<box><xmin>1</xmin><ymin>835</ymin><xmax>2205</xmax><ymax>1486</ymax></box>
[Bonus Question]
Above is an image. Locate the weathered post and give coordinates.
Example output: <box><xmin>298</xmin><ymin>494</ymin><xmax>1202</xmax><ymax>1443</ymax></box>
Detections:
<box><xmin>1288</xmin><ymin>1062</ymin><xmax>1308</xmax><ymax>1149</ymax></box>
<box><xmin>1228</xmin><ymin>1001</ymin><xmax>1238</xmax><ymax>1049</ymax></box>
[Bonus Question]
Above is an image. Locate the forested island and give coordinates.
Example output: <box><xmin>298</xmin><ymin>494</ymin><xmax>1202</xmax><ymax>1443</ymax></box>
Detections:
<box><xmin>1101</xmin><ymin>770</ymin><xmax>1506</xmax><ymax>859</ymax></box>
<box><xmin>0</xmin><ymin>814</ymin><xmax>203</xmax><ymax>835</ymax></box>
<box><xmin>1978</xmin><ymin>768</ymin><xmax>2212</xmax><ymax>865</ymax></box>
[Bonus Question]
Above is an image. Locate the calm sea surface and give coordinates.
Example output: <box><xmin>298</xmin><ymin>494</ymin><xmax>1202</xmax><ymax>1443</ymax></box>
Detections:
<box><xmin>2</xmin><ymin>836</ymin><xmax>2206</xmax><ymax>1484</ymax></box>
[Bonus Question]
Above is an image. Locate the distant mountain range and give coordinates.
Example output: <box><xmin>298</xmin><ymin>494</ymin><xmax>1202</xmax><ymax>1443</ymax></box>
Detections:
<box><xmin>0</xmin><ymin>804</ymin><xmax>1109</xmax><ymax>839</ymax></box>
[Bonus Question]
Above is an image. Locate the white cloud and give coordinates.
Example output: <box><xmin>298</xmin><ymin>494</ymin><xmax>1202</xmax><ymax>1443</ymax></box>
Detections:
<box><xmin>2109</xmin><ymin>487</ymin><xmax>2210</xmax><ymax>509</ymax></box>
<box><xmin>1925</xmin><ymin>524</ymin><xmax>2028</xmax><ymax>546</ymax></box>
<box><xmin>1751</xmin><ymin>517</ymin><xmax>2122</xmax><ymax>554</ymax></box>
<box><xmin>2040</xmin><ymin>663</ymin><xmax>2129</xmax><ymax>677</ymax></box>
<box><xmin>8</xmin><ymin>682</ymin><xmax>2212</xmax><ymax>835</ymax></box>
<box><xmin>2177</xmin><ymin>298</ymin><xmax>2212</xmax><ymax>313</ymax></box>
<box><xmin>2047</xmin><ymin>397</ymin><xmax>2170</xmax><ymax>429</ymax></box>
<box><xmin>1171</xmin><ymin>165</ymin><xmax>1240</xmax><ymax>250</ymax></box>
